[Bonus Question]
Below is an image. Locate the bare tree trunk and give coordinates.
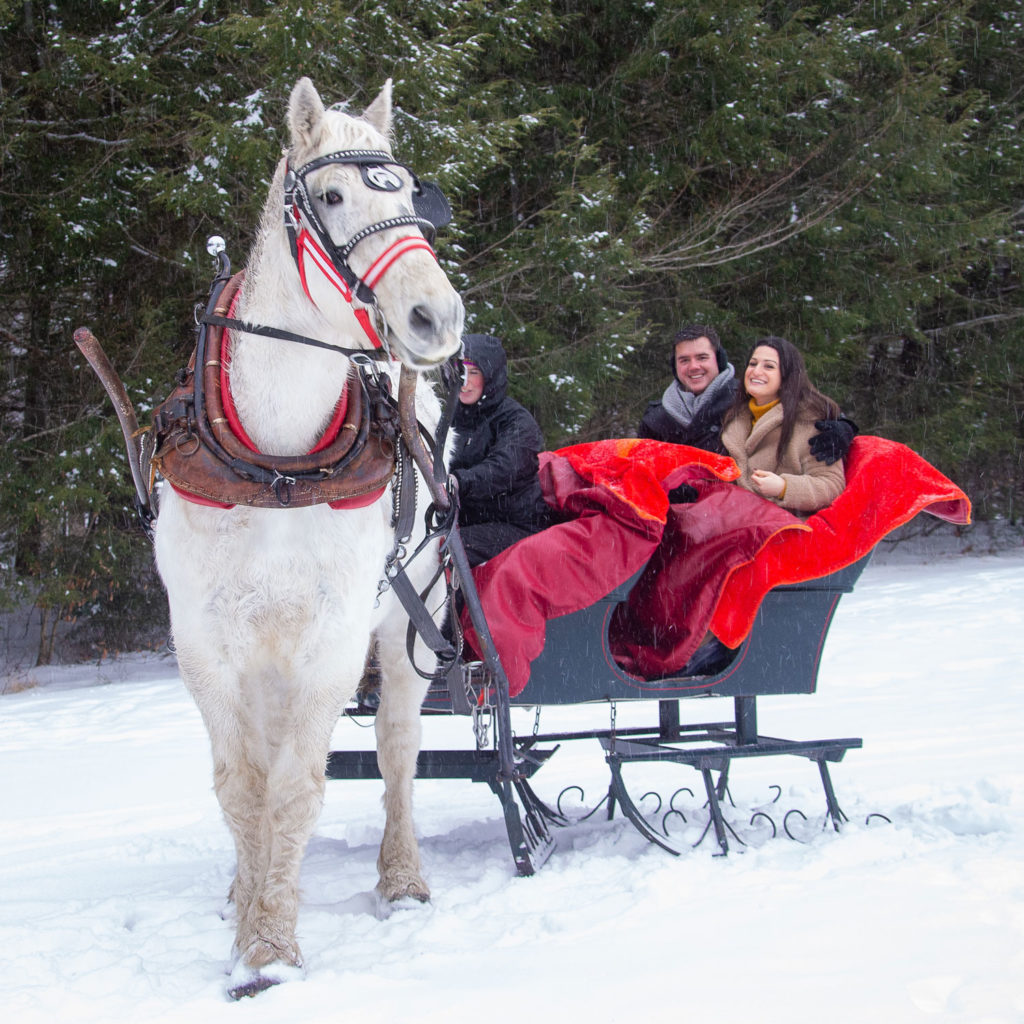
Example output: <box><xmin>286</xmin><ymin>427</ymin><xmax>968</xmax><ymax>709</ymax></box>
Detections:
<box><xmin>35</xmin><ymin>604</ymin><xmax>59</xmax><ymax>666</ymax></box>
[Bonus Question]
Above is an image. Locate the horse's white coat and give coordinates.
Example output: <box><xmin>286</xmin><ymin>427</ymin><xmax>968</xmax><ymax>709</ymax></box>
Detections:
<box><xmin>153</xmin><ymin>78</ymin><xmax>463</xmax><ymax>992</ymax></box>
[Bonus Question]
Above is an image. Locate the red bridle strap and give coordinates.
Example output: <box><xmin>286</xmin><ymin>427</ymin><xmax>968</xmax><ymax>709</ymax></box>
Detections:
<box><xmin>363</xmin><ymin>235</ymin><xmax>437</xmax><ymax>289</ymax></box>
<box><xmin>292</xmin><ymin>208</ymin><xmax>436</xmax><ymax>352</ymax></box>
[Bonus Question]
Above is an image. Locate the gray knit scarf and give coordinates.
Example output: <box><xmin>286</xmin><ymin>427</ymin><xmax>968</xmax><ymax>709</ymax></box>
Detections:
<box><xmin>660</xmin><ymin>363</ymin><xmax>736</xmax><ymax>426</ymax></box>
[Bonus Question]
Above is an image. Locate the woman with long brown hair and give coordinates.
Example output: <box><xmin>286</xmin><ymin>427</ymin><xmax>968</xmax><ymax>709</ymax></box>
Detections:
<box><xmin>721</xmin><ymin>336</ymin><xmax>846</xmax><ymax>514</ymax></box>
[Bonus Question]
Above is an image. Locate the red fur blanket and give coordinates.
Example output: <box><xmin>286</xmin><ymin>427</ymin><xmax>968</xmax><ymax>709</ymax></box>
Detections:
<box><xmin>460</xmin><ymin>436</ymin><xmax>971</xmax><ymax>696</ymax></box>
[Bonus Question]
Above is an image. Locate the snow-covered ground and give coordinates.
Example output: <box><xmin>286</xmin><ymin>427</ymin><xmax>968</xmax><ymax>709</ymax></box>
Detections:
<box><xmin>2</xmin><ymin>545</ymin><xmax>1024</xmax><ymax>1023</ymax></box>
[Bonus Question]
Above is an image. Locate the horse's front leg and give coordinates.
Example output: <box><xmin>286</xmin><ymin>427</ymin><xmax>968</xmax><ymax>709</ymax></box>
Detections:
<box><xmin>235</xmin><ymin>741</ymin><xmax>322</xmax><ymax>972</ymax></box>
<box><xmin>233</xmin><ymin>676</ymin><xmax>352</xmax><ymax>974</ymax></box>
<box><xmin>174</xmin><ymin>649</ymin><xmax>266</xmax><ymax>928</ymax></box>
<box><xmin>373</xmin><ymin>628</ymin><xmax>432</xmax><ymax>902</ymax></box>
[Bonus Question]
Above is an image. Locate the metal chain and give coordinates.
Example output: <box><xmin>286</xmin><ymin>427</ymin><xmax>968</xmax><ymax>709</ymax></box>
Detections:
<box><xmin>472</xmin><ymin>702</ymin><xmax>491</xmax><ymax>750</ymax></box>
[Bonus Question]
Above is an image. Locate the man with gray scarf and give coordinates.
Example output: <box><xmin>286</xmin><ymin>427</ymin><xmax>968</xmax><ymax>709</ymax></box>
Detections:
<box><xmin>638</xmin><ymin>324</ymin><xmax>854</xmax><ymax>464</ymax></box>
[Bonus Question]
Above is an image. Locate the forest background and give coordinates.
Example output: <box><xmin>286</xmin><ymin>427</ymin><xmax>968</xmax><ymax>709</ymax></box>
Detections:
<box><xmin>1</xmin><ymin>0</ymin><xmax>1021</xmax><ymax>665</ymax></box>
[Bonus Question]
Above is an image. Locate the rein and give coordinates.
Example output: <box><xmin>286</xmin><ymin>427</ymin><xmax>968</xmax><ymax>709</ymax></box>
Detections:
<box><xmin>198</xmin><ymin>311</ymin><xmax>391</xmax><ymax>361</ymax></box>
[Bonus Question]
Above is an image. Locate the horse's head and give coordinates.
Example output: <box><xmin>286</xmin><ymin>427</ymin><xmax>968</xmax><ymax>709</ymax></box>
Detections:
<box><xmin>282</xmin><ymin>77</ymin><xmax>463</xmax><ymax>370</ymax></box>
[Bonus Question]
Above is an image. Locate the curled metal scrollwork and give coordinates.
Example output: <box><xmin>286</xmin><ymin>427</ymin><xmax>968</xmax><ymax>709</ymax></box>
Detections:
<box><xmin>662</xmin><ymin>808</ymin><xmax>688</xmax><ymax>835</ymax></box>
<box><xmin>783</xmin><ymin>808</ymin><xmax>809</xmax><ymax>841</ymax></box>
<box><xmin>554</xmin><ymin>785</ymin><xmax>609</xmax><ymax>823</ymax></box>
<box><xmin>639</xmin><ymin>791</ymin><xmax>663</xmax><ymax>815</ymax></box>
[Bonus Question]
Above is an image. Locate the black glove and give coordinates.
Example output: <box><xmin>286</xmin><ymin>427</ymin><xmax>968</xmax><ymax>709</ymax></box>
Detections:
<box><xmin>667</xmin><ymin>483</ymin><xmax>699</xmax><ymax>504</ymax></box>
<box><xmin>809</xmin><ymin>416</ymin><xmax>858</xmax><ymax>465</ymax></box>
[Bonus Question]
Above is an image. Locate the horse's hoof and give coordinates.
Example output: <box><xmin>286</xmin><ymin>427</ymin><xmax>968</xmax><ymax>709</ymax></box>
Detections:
<box><xmin>226</xmin><ymin>956</ymin><xmax>304</xmax><ymax>1001</ymax></box>
<box><xmin>402</xmin><ymin>884</ymin><xmax>431</xmax><ymax>904</ymax></box>
<box><xmin>227</xmin><ymin>973</ymin><xmax>279</xmax><ymax>1000</ymax></box>
<box><xmin>376</xmin><ymin>873</ymin><xmax>431</xmax><ymax>909</ymax></box>
<box><xmin>374</xmin><ymin>886</ymin><xmax>430</xmax><ymax>920</ymax></box>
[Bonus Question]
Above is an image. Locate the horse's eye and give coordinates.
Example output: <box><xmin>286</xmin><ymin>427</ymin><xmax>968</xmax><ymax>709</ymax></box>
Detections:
<box><xmin>323</xmin><ymin>190</ymin><xmax>343</xmax><ymax>206</ymax></box>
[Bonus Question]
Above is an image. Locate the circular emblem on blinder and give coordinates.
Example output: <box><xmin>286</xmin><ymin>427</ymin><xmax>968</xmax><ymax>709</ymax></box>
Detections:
<box><xmin>361</xmin><ymin>165</ymin><xmax>403</xmax><ymax>192</ymax></box>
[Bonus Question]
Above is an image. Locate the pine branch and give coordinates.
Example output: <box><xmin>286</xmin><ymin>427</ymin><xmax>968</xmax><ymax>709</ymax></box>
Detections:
<box><xmin>922</xmin><ymin>311</ymin><xmax>1024</xmax><ymax>338</ymax></box>
<box><xmin>43</xmin><ymin>132</ymin><xmax>132</xmax><ymax>148</ymax></box>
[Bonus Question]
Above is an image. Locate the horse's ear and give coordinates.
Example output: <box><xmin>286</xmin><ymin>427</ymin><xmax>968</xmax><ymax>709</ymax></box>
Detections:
<box><xmin>288</xmin><ymin>77</ymin><xmax>327</xmax><ymax>149</ymax></box>
<box><xmin>362</xmin><ymin>79</ymin><xmax>393</xmax><ymax>137</ymax></box>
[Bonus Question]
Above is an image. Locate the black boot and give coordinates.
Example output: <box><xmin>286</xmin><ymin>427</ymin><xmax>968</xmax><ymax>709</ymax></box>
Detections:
<box><xmin>679</xmin><ymin>636</ymin><xmax>734</xmax><ymax>678</ymax></box>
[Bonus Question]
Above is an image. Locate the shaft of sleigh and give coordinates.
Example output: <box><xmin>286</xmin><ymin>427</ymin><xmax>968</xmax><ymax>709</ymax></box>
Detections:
<box><xmin>73</xmin><ymin>326</ymin><xmax>153</xmax><ymax>526</ymax></box>
<box><xmin>444</xmin><ymin>523</ymin><xmax>519</xmax><ymax>783</ymax></box>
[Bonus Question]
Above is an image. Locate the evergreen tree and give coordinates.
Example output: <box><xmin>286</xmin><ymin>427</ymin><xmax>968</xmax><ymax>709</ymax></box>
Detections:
<box><xmin>1</xmin><ymin>0</ymin><xmax>1020</xmax><ymax>660</ymax></box>
<box><xmin>0</xmin><ymin>0</ymin><xmax>547</xmax><ymax>661</ymax></box>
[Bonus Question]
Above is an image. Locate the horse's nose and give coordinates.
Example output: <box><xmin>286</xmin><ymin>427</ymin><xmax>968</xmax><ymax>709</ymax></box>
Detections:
<box><xmin>408</xmin><ymin>294</ymin><xmax>462</xmax><ymax>348</ymax></box>
<box><xmin>409</xmin><ymin>304</ymin><xmax>437</xmax><ymax>340</ymax></box>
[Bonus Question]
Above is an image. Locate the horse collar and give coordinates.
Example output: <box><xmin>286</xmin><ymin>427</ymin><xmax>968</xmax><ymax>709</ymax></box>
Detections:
<box><xmin>151</xmin><ymin>272</ymin><xmax>399</xmax><ymax>511</ymax></box>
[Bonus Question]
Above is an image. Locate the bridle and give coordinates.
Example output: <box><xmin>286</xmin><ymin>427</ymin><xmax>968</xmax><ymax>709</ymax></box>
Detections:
<box><xmin>282</xmin><ymin>148</ymin><xmax>452</xmax><ymax>354</ymax></box>
<box><xmin>201</xmin><ymin>149</ymin><xmax>452</xmax><ymax>360</ymax></box>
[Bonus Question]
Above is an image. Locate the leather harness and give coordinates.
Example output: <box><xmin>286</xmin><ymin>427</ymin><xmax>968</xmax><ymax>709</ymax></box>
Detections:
<box><xmin>152</xmin><ymin>272</ymin><xmax>399</xmax><ymax>510</ymax></box>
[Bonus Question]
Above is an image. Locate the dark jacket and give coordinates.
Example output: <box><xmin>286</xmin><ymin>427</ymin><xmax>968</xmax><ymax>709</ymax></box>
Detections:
<box><xmin>638</xmin><ymin>379</ymin><xmax>738</xmax><ymax>454</ymax></box>
<box><xmin>451</xmin><ymin>334</ymin><xmax>550</xmax><ymax>532</ymax></box>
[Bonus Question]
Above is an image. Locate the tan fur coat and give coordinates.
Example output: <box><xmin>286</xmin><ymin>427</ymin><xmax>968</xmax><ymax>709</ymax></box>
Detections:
<box><xmin>720</xmin><ymin>402</ymin><xmax>846</xmax><ymax>514</ymax></box>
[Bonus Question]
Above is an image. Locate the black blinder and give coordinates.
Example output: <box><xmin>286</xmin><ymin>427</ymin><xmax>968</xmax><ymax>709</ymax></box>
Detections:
<box><xmin>412</xmin><ymin>179</ymin><xmax>452</xmax><ymax>230</ymax></box>
<box><xmin>359</xmin><ymin>165</ymin><xmax>403</xmax><ymax>192</ymax></box>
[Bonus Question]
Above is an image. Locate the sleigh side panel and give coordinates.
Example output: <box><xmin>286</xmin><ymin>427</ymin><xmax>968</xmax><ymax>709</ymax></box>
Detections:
<box><xmin>511</xmin><ymin>553</ymin><xmax>872</xmax><ymax>706</ymax></box>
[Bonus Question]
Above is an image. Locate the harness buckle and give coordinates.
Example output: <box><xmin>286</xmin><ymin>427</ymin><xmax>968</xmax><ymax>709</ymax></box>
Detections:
<box><xmin>284</xmin><ymin>202</ymin><xmax>299</xmax><ymax>234</ymax></box>
<box><xmin>272</xmin><ymin>471</ymin><xmax>296</xmax><ymax>506</ymax></box>
<box><xmin>351</xmin><ymin>351</ymin><xmax>380</xmax><ymax>375</ymax></box>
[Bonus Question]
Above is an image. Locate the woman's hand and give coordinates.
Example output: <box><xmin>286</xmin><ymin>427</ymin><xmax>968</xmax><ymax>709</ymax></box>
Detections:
<box><xmin>750</xmin><ymin>469</ymin><xmax>785</xmax><ymax>498</ymax></box>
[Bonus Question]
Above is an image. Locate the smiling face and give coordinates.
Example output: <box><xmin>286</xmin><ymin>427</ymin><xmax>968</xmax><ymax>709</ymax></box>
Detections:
<box><xmin>673</xmin><ymin>337</ymin><xmax>720</xmax><ymax>395</ymax></box>
<box><xmin>459</xmin><ymin>362</ymin><xmax>485</xmax><ymax>405</ymax></box>
<box><xmin>744</xmin><ymin>345</ymin><xmax>783</xmax><ymax>405</ymax></box>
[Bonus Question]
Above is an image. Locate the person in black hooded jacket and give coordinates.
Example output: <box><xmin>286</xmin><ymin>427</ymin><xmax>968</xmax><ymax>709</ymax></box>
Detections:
<box><xmin>451</xmin><ymin>334</ymin><xmax>551</xmax><ymax>566</ymax></box>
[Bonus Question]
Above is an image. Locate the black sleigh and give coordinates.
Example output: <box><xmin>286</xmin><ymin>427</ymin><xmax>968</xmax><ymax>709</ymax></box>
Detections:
<box><xmin>327</xmin><ymin>436</ymin><xmax>971</xmax><ymax>875</ymax></box>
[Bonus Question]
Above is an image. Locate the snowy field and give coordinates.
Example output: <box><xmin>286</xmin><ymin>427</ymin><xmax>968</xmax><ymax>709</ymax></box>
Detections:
<box><xmin>2</xmin><ymin>545</ymin><xmax>1023</xmax><ymax>1023</ymax></box>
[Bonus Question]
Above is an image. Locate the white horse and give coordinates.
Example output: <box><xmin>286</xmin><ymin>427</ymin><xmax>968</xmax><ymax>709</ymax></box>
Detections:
<box><xmin>153</xmin><ymin>78</ymin><xmax>463</xmax><ymax>997</ymax></box>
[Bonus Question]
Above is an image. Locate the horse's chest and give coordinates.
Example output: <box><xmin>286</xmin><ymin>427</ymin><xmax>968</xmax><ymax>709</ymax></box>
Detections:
<box><xmin>230</xmin><ymin>511</ymin><xmax>384</xmax><ymax>584</ymax></box>
<box><xmin>160</xmin><ymin>500</ymin><xmax>393</xmax><ymax>639</ymax></box>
